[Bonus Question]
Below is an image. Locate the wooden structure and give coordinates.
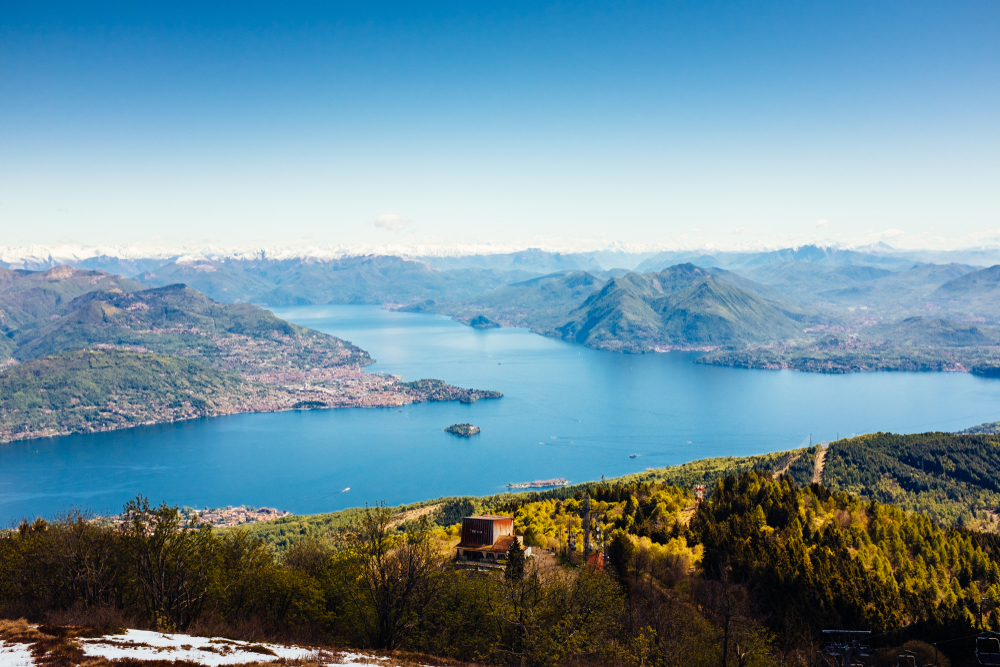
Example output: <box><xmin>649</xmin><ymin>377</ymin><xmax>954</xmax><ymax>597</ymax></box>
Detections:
<box><xmin>456</xmin><ymin>515</ymin><xmax>531</xmax><ymax>561</ymax></box>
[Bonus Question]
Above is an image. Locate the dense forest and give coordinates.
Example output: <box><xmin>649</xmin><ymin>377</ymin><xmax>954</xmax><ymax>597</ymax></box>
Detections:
<box><xmin>3</xmin><ymin>466</ymin><xmax>1000</xmax><ymax>667</ymax></box>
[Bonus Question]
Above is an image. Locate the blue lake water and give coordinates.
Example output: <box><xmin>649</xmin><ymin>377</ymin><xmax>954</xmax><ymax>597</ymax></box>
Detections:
<box><xmin>3</xmin><ymin>305</ymin><xmax>1000</xmax><ymax>524</ymax></box>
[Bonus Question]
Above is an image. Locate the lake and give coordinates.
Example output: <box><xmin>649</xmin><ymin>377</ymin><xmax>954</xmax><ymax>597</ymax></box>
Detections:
<box><xmin>3</xmin><ymin>305</ymin><xmax>1000</xmax><ymax>524</ymax></box>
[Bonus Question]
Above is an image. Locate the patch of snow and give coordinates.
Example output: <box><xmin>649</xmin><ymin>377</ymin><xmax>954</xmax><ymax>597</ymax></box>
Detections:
<box><xmin>81</xmin><ymin>629</ymin><xmax>312</xmax><ymax>666</ymax></box>
<box><xmin>0</xmin><ymin>641</ymin><xmax>34</xmax><ymax>667</ymax></box>
<box><xmin>75</xmin><ymin>630</ymin><xmax>418</xmax><ymax>667</ymax></box>
<box><xmin>339</xmin><ymin>653</ymin><xmax>391</xmax><ymax>665</ymax></box>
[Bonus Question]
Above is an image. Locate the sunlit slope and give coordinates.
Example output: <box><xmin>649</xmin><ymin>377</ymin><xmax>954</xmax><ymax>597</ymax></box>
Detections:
<box><xmin>558</xmin><ymin>264</ymin><xmax>803</xmax><ymax>351</ymax></box>
<box><xmin>10</xmin><ymin>283</ymin><xmax>369</xmax><ymax>370</ymax></box>
<box><xmin>0</xmin><ymin>349</ymin><xmax>249</xmax><ymax>441</ymax></box>
<box><xmin>0</xmin><ymin>266</ymin><xmax>144</xmax><ymax>333</ymax></box>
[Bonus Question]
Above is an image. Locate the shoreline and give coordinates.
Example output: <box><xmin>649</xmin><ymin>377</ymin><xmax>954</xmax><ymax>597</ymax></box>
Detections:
<box><xmin>0</xmin><ymin>373</ymin><xmax>502</xmax><ymax>446</ymax></box>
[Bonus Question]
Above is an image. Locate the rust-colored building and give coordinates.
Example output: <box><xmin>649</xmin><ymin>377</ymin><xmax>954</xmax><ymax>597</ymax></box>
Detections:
<box><xmin>456</xmin><ymin>515</ymin><xmax>531</xmax><ymax>561</ymax></box>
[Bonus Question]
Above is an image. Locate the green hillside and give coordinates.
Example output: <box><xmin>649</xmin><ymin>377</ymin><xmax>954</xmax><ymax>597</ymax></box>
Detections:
<box><xmin>933</xmin><ymin>265</ymin><xmax>1000</xmax><ymax>322</ymax></box>
<box><xmin>0</xmin><ymin>266</ymin><xmax>143</xmax><ymax>333</ymax></box>
<box><xmin>9</xmin><ymin>283</ymin><xmax>369</xmax><ymax>371</ymax></box>
<box><xmin>935</xmin><ymin>264</ymin><xmax>1000</xmax><ymax>296</ymax></box>
<box><xmin>821</xmin><ymin>432</ymin><xmax>1000</xmax><ymax>528</ymax></box>
<box><xmin>558</xmin><ymin>264</ymin><xmax>803</xmax><ymax>351</ymax></box>
<box><xmin>701</xmin><ymin>315</ymin><xmax>1000</xmax><ymax>373</ymax></box>
<box><xmin>816</xmin><ymin>263</ymin><xmax>978</xmax><ymax>312</ymax></box>
<box><xmin>743</xmin><ymin>261</ymin><xmax>895</xmax><ymax>302</ymax></box>
<box><xmin>0</xmin><ymin>349</ymin><xmax>250</xmax><ymax>442</ymax></box>
<box><xmin>870</xmin><ymin>317</ymin><xmax>1000</xmax><ymax>347</ymax></box>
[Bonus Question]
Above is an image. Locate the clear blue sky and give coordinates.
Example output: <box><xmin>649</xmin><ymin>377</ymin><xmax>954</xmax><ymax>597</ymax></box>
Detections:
<box><xmin>1</xmin><ymin>1</ymin><xmax>997</xmax><ymax>250</ymax></box>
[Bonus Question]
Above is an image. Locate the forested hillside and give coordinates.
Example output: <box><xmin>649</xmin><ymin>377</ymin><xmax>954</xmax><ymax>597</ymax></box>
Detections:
<box><xmin>0</xmin><ymin>266</ymin><xmax>144</xmax><ymax>357</ymax></box>
<box><xmin>822</xmin><ymin>432</ymin><xmax>1000</xmax><ymax>528</ymax></box>
<box><xmin>8</xmin><ymin>283</ymin><xmax>368</xmax><ymax>368</ymax></box>
<box><xmin>558</xmin><ymin>264</ymin><xmax>803</xmax><ymax>351</ymax></box>
<box><xmin>0</xmin><ymin>349</ymin><xmax>252</xmax><ymax>440</ymax></box>
<box><xmin>3</xmin><ymin>469</ymin><xmax>999</xmax><ymax>667</ymax></box>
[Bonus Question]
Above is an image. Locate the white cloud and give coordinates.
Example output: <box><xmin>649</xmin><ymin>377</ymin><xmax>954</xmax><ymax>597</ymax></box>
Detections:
<box><xmin>814</xmin><ymin>218</ymin><xmax>829</xmax><ymax>228</ymax></box>
<box><xmin>732</xmin><ymin>227</ymin><xmax>746</xmax><ymax>234</ymax></box>
<box><xmin>371</xmin><ymin>214</ymin><xmax>409</xmax><ymax>232</ymax></box>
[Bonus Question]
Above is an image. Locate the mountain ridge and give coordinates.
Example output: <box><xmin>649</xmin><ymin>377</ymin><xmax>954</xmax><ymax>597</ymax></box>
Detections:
<box><xmin>558</xmin><ymin>264</ymin><xmax>803</xmax><ymax>352</ymax></box>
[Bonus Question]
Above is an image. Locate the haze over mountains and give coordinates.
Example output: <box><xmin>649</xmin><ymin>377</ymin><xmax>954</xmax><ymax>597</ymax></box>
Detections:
<box><xmin>5</xmin><ymin>241</ymin><xmax>1000</xmax><ymax>375</ymax></box>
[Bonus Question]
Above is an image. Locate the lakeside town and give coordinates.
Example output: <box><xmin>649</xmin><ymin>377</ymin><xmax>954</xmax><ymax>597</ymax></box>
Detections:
<box><xmin>92</xmin><ymin>505</ymin><xmax>293</xmax><ymax>529</ymax></box>
<box><xmin>184</xmin><ymin>505</ymin><xmax>293</xmax><ymax>528</ymax></box>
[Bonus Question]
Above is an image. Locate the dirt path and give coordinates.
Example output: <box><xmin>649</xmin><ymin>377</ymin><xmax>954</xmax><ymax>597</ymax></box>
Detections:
<box><xmin>812</xmin><ymin>448</ymin><xmax>827</xmax><ymax>484</ymax></box>
<box><xmin>677</xmin><ymin>501</ymin><xmax>698</xmax><ymax>526</ymax></box>
<box><xmin>389</xmin><ymin>503</ymin><xmax>441</xmax><ymax>528</ymax></box>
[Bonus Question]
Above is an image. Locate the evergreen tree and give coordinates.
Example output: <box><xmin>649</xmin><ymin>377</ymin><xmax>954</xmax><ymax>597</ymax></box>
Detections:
<box><xmin>505</xmin><ymin>537</ymin><xmax>526</xmax><ymax>582</ymax></box>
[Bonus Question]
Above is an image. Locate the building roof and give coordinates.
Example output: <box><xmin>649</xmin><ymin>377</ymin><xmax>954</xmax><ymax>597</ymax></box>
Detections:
<box><xmin>456</xmin><ymin>535</ymin><xmax>517</xmax><ymax>552</ymax></box>
<box><xmin>465</xmin><ymin>515</ymin><xmax>512</xmax><ymax>521</ymax></box>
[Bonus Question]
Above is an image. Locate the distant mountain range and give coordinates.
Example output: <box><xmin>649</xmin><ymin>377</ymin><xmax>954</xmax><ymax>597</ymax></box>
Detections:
<box><xmin>7</xmin><ymin>241</ymin><xmax>1000</xmax><ymax>375</ymax></box>
<box><xmin>136</xmin><ymin>255</ymin><xmax>526</xmax><ymax>306</ymax></box>
<box><xmin>6</xmin><ymin>239</ymin><xmax>1000</xmax><ymax>272</ymax></box>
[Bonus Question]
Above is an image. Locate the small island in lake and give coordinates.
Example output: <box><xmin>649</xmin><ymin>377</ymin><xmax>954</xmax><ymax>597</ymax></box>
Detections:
<box><xmin>445</xmin><ymin>423</ymin><xmax>481</xmax><ymax>437</ymax></box>
<box><xmin>469</xmin><ymin>314</ymin><xmax>500</xmax><ymax>329</ymax></box>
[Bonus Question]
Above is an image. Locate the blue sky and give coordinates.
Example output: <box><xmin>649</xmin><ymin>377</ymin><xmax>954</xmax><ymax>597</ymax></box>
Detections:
<box><xmin>1</xmin><ymin>1</ymin><xmax>997</xmax><ymax>250</ymax></box>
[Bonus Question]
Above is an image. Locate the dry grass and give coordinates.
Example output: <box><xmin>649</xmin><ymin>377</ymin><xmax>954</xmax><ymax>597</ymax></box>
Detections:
<box><xmin>388</xmin><ymin>503</ymin><xmax>442</xmax><ymax>529</ymax></box>
<box><xmin>0</xmin><ymin>619</ymin><xmax>112</xmax><ymax>667</ymax></box>
<box><xmin>0</xmin><ymin>617</ymin><xmax>45</xmax><ymax>643</ymax></box>
<box><xmin>30</xmin><ymin>634</ymin><xmax>87</xmax><ymax>667</ymax></box>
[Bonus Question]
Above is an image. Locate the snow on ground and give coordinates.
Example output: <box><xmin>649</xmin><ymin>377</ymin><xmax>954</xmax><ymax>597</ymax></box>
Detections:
<box><xmin>1</xmin><ymin>628</ymin><xmax>423</xmax><ymax>667</ymax></box>
<box><xmin>0</xmin><ymin>642</ymin><xmax>33</xmax><ymax>667</ymax></box>
<box><xmin>79</xmin><ymin>629</ymin><xmax>313</xmax><ymax>665</ymax></box>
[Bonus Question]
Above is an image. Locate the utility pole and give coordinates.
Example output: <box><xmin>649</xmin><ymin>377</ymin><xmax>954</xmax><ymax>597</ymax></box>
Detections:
<box><xmin>565</xmin><ymin>523</ymin><xmax>576</xmax><ymax>562</ymax></box>
<box><xmin>583</xmin><ymin>495</ymin><xmax>592</xmax><ymax>558</ymax></box>
<box><xmin>982</xmin><ymin>596</ymin><xmax>994</xmax><ymax>630</ymax></box>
